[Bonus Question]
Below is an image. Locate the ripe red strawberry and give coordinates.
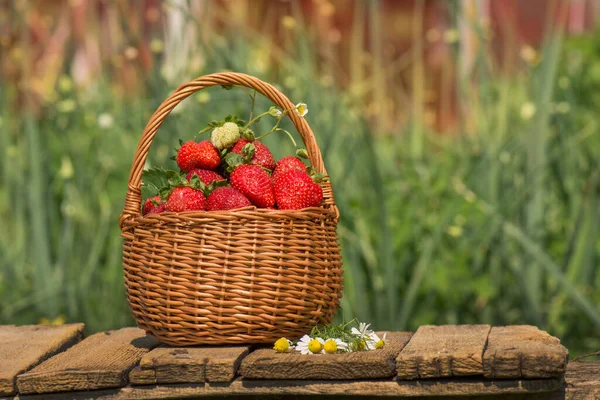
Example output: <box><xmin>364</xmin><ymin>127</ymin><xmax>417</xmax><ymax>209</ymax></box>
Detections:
<box><xmin>273</xmin><ymin>156</ymin><xmax>306</xmax><ymax>181</ymax></box>
<box><xmin>230</xmin><ymin>164</ymin><xmax>275</xmax><ymax>208</ymax></box>
<box><xmin>166</xmin><ymin>187</ymin><xmax>206</xmax><ymax>212</ymax></box>
<box><xmin>176</xmin><ymin>140</ymin><xmax>221</xmax><ymax>172</ymax></box>
<box><xmin>185</xmin><ymin>169</ymin><xmax>224</xmax><ymax>185</ymax></box>
<box><xmin>147</xmin><ymin>203</ymin><xmax>167</xmax><ymax>215</ymax></box>
<box><xmin>231</xmin><ymin>139</ymin><xmax>276</xmax><ymax>171</ymax></box>
<box><xmin>207</xmin><ymin>186</ymin><xmax>252</xmax><ymax>211</ymax></box>
<box><xmin>142</xmin><ymin>195</ymin><xmax>162</xmax><ymax>215</ymax></box>
<box><xmin>274</xmin><ymin>170</ymin><xmax>323</xmax><ymax>210</ymax></box>
<box><xmin>196</xmin><ymin>140</ymin><xmax>221</xmax><ymax>170</ymax></box>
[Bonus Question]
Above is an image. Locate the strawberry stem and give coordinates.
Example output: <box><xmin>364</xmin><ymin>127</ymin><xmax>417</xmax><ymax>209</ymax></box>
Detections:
<box><xmin>255</xmin><ymin>128</ymin><xmax>297</xmax><ymax>148</ymax></box>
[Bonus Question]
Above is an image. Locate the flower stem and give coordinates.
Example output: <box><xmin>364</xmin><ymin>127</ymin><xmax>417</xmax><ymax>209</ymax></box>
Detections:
<box><xmin>245</xmin><ymin>111</ymin><xmax>271</xmax><ymax>128</ymax></box>
<box><xmin>199</xmin><ymin>126</ymin><xmax>212</xmax><ymax>135</ymax></box>
<box><xmin>256</xmin><ymin>128</ymin><xmax>297</xmax><ymax>148</ymax></box>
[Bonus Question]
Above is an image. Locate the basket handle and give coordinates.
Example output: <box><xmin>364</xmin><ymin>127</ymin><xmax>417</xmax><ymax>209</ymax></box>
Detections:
<box><xmin>120</xmin><ymin>72</ymin><xmax>328</xmax><ymax>225</ymax></box>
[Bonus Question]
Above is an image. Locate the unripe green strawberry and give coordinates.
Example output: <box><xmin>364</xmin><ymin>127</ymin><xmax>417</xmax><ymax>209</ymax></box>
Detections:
<box><xmin>274</xmin><ymin>170</ymin><xmax>323</xmax><ymax>210</ymax></box>
<box><xmin>207</xmin><ymin>186</ymin><xmax>252</xmax><ymax>211</ymax></box>
<box><xmin>211</xmin><ymin>122</ymin><xmax>240</xmax><ymax>149</ymax></box>
<box><xmin>230</xmin><ymin>164</ymin><xmax>275</xmax><ymax>208</ymax></box>
<box><xmin>272</xmin><ymin>156</ymin><xmax>306</xmax><ymax>181</ymax></box>
<box><xmin>185</xmin><ymin>169</ymin><xmax>224</xmax><ymax>185</ymax></box>
<box><xmin>166</xmin><ymin>187</ymin><xmax>206</xmax><ymax>212</ymax></box>
<box><xmin>231</xmin><ymin>139</ymin><xmax>276</xmax><ymax>171</ymax></box>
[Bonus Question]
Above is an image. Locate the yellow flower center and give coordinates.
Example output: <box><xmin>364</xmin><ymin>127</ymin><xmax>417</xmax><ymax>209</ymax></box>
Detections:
<box><xmin>308</xmin><ymin>339</ymin><xmax>323</xmax><ymax>354</ymax></box>
<box><xmin>298</xmin><ymin>105</ymin><xmax>306</xmax><ymax>114</ymax></box>
<box><xmin>354</xmin><ymin>340</ymin><xmax>366</xmax><ymax>351</ymax></box>
<box><xmin>273</xmin><ymin>338</ymin><xmax>289</xmax><ymax>353</ymax></box>
<box><xmin>375</xmin><ymin>339</ymin><xmax>385</xmax><ymax>349</ymax></box>
<box><xmin>324</xmin><ymin>340</ymin><xmax>338</xmax><ymax>354</ymax></box>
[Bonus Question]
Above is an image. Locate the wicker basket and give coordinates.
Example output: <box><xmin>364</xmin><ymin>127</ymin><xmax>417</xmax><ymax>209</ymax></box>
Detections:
<box><xmin>119</xmin><ymin>72</ymin><xmax>343</xmax><ymax>346</ymax></box>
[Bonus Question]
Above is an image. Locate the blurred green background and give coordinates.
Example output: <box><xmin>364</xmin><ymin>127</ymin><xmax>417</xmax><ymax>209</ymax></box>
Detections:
<box><xmin>1</xmin><ymin>0</ymin><xmax>599</xmax><ymax>357</ymax></box>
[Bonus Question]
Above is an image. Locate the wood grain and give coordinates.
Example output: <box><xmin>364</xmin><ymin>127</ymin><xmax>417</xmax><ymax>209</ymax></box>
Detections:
<box><xmin>88</xmin><ymin>376</ymin><xmax>561</xmax><ymax>399</ymax></box>
<box><xmin>239</xmin><ymin>332</ymin><xmax>412</xmax><ymax>380</ymax></box>
<box><xmin>396</xmin><ymin>325</ymin><xmax>491</xmax><ymax>379</ymax></box>
<box><xmin>128</xmin><ymin>366</ymin><xmax>156</xmax><ymax>385</ymax></box>
<box><xmin>483</xmin><ymin>325</ymin><xmax>568</xmax><ymax>379</ymax></box>
<box><xmin>132</xmin><ymin>345</ymin><xmax>249</xmax><ymax>384</ymax></box>
<box><xmin>12</xmin><ymin>360</ymin><xmax>600</xmax><ymax>399</ymax></box>
<box><xmin>16</xmin><ymin>327</ymin><xmax>159</xmax><ymax>394</ymax></box>
<box><xmin>0</xmin><ymin>323</ymin><xmax>84</xmax><ymax>396</ymax></box>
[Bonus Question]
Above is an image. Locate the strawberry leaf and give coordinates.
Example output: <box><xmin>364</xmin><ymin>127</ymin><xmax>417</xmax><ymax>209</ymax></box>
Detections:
<box><xmin>167</xmin><ymin>172</ymin><xmax>188</xmax><ymax>188</ymax></box>
<box><xmin>241</xmin><ymin>128</ymin><xmax>255</xmax><ymax>140</ymax></box>
<box><xmin>178</xmin><ymin>138</ymin><xmax>184</xmax><ymax>146</ymax></box>
<box><xmin>141</xmin><ymin>167</ymin><xmax>172</xmax><ymax>199</ymax></box>
<box><xmin>189</xmin><ymin>173</ymin><xmax>202</xmax><ymax>188</ymax></box>
<box><xmin>241</xmin><ymin>142</ymin><xmax>255</xmax><ymax>162</ymax></box>
<box><xmin>159</xmin><ymin>186</ymin><xmax>174</xmax><ymax>202</ymax></box>
<box><xmin>202</xmin><ymin>179</ymin><xmax>229</xmax><ymax>197</ymax></box>
<box><xmin>223</xmin><ymin>152</ymin><xmax>245</xmax><ymax>173</ymax></box>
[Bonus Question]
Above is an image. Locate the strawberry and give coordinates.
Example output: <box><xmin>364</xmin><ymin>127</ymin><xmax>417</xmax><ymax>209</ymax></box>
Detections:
<box><xmin>166</xmin><ymin>187</ymin><xmax>206</xmax><ymax>212</ymax></box>
<box><xmin>272</xmin><ymin>156</ymin><xmax>306</xmax><ymax>181</ymax></box>
<box><xmin>185</xmin><ymin>169</ymin><xmax>224</xmax><ymax>185</ymax></box>
<box><xmin>231</xmin><ymin>139</ymin><xmax>276</xmax><ymax>171</ymax></box>
<box><xmin>147</xmin><ymin>203</ymin><xmax>167</xmax><ymax>215</ymax></box>
<box><xmin>176</xmin><ymin>140</ymin><xmax>221</xmax><ymax>172</ymax></box>
<box><xmin>142</xmin><ymin>195</ymin><xmax>162</xmax><ymax>215</ymax></box>
<box><xmin>230</xmin><ymin>164</ymin><xmax>275</xmax><ymax>208</ymax></box>
<box><xmin>274</xmin><ymin>170</ymin><xmax>323</xmax><ymax>210</ymax></box>
<box><xmin>207</xmin><ymin>186</ymin><xmax>252</xmax><ymax>211</ymax></box>
<box><xmin>196</xmin><ymin>140</ymin><xmax>221</xmax><ymax>170</ymax></box>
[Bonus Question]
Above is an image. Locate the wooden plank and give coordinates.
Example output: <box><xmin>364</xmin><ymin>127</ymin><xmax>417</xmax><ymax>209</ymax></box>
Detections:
<box><xmin>132</xmin><ymin>345</ymin><xmax>249</xmax><ymax>384</ymax></box>
<box><xmin>483</xmin><ymin>325</ymin><xmax>569</xmax><ymax>379</ymax></box>
<box><xmin>0</xmin><ymin>323</ymin><xmax>84</xmax><ymax>396</ymax></box>
<box><xmin>564</xmin><ymin>360</ymin><xmax>600</xmax><ymax>399</ymax></box>
<box><xmin>396</xmin><ymin>325</ymin><xmax>491</xmax><ymax>379</ymax></box>
<box><xmin>78</xmin><ymin>376</ymin><xmax>562</xmax><ymax>399</ymax></box>
<box><xmin>16</xmin><ymin>327</ymin><xmax>159</xmax><ymax>394</ymax></box>
<box><xmin>240</xmin><ymin>332</ymin><xmax>412</xmax><ymax>380</ymax></box>
<box><xmin>15</xmin><ymin>360</ymin><xmax>600</xmax><ymax>400</ymax></box>
<box><xmin>128</xmin><ymin>366</ymin><xmax>156</xmax><ymax>385</ymax></box>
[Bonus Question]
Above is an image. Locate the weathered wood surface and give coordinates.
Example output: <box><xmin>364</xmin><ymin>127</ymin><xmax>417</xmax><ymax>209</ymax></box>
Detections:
<box><xmin>0</xmin><ymin>324</ymin><xmax>84</xmax><ymax>396</ymax></box>
<box><xmin>16</xmin><ymin>328</ymin><xmax>159</xmax><ymax>394</ymax></box>
<box><xmin>11</xmin><ymin>361</ymin><xmax>600</xmax><ymax>399</ymax></box>
<box><xmin>128</xmin><ymin>366</ymin><xmax>156</xmax><ymax>385</ymax></box>
<box><xmin>11</xmin><ymin>377</ymin><xmax>562</xmax><ymax>399</ymax></box>
<box><xmin>240</xmin><ymin>332</ymin><xmax>412</xmax><ymax>380</ymax></box>
<box><xmin>131</xmin><ymin>345</ymin><xmax>250</xmax><ymax>384</ymax></box>
<box><xmin>483</xmin><ymin>325</ymin><xmax>569</xmax><ymax>379</ymax></box>
<box><xmin>396</xmin><ymin>325</ymin><xmax>491</xmax><ymax>379</ymax></box>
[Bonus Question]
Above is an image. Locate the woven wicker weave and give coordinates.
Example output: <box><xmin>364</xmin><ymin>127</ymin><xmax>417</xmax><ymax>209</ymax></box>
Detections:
<box><xmin>120</xmin><ymin>72</ymin><xmax>343</xmax><ymax>346</ymax></box>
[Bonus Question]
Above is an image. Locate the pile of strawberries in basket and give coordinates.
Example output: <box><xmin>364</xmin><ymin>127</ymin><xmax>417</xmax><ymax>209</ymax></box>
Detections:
<box><xmin>142</xmin><ymin>103</ymin><xmax>326</xmax><ymax>214</ymax></box>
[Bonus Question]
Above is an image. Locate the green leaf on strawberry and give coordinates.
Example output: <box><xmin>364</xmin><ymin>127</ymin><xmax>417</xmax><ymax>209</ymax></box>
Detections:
<box><xmin>141</xmin><ymin>167</ymin><xmax>174</xmax><ymax>199</ymax></box>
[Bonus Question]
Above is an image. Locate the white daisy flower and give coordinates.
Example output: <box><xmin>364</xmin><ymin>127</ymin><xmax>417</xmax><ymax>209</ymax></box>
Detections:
<box><xmin>295</xmin><ymin>102</ymin><xmax>308</xmax><ymax>117</ymax></box>
<box><xmin>375</xmin><ymin>332</ymin><xmax>387</xmax><ymax>349</ymax></box>
<box><xmin>366</xmin><ymin>331</ymin><xmax>387</xmax><ymax>350</ymax></box>
<box><xmin>323</xmin><ymin>338</ymin><xmax>349</xmax><ymax>354</ymax></box>
<box><xmin>351</xmin><ymin>322</ymin><xmax>373</xmax><ymax>338</ymax></box>
<box><xmin>296</xmin><ymin>335</ymin><xmax>325</xmax><ymax>355</ymax></box>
